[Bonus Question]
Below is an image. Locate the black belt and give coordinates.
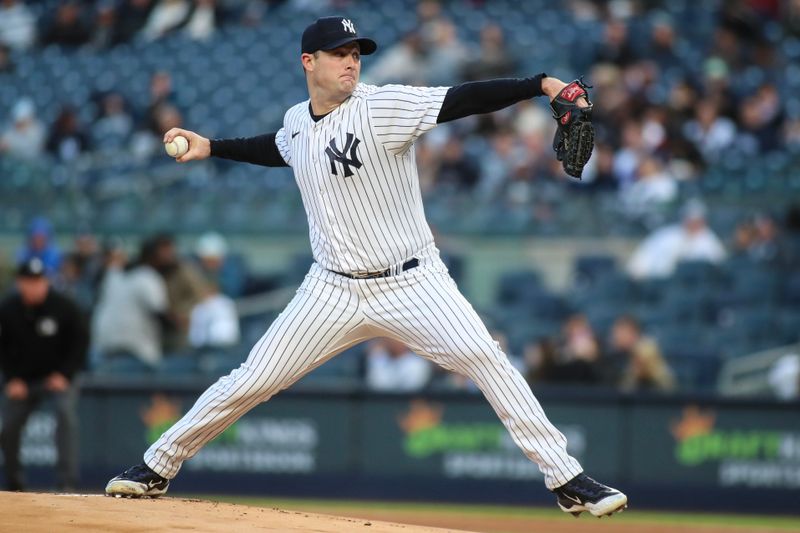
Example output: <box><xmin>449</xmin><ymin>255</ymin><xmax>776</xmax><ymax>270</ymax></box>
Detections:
<box><xmin>333</xmin><ymin>258</ymin><xmax>419</xmax><ymax>279</ymax></box>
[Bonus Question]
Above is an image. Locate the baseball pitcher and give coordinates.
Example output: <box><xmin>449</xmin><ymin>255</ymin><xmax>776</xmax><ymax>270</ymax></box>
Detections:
<box><xmin>106</xmin><ymin>16</ymin><xmax>625</xmax><ymax>518</ymax></box>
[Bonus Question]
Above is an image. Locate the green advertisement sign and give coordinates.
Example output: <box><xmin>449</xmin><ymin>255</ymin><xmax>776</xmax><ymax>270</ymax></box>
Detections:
<box><xmin>630</xmin><ymin>404</ymin><xmax>800</xmax><ymax>489</ymax></box>
<box><xmin>82</xmin><ymin>392</ymin><xmax>353</xmax><ymax>475</ymax></box>
<box><xmin>359</xmin><ymin>397</ymin><xmax>620</xmax><ymax>482</ymax></box>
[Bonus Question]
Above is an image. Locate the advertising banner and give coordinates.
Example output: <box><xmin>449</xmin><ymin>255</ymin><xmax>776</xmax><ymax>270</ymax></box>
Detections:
<box><xmin>630</xmin><ymin>404</ymin><xmax>800</xmax><ymax>489</ymax></box>
<box><xmin>359</xmin><ymin>397</ymin><xmax>620</xmax><ymax>482</ymax></box>
<box><xmin>81</xmin><ymin>392</ymin><xmax>353</xmax><ymax>476</ymax></box>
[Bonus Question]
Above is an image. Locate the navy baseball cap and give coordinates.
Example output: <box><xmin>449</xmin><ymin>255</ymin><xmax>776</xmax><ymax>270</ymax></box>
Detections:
<box><xmin>301</xmin><ymin>17</ymin><xmax>377</xmax><ymax>55</ymax></box>
<box><xmin>17</xmin><ymin>257</ymin><xmax>46</xmax><ymax>278</ymax></box>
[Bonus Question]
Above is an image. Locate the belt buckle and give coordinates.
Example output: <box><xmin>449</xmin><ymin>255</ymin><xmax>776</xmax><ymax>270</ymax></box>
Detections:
<box><xmin>351</xmin><ymin>269</ymin><xmax>388</xmax><ymax>279</ymax></box>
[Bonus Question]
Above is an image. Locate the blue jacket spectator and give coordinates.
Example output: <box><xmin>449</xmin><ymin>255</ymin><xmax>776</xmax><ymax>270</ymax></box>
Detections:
<box><xmin>16</xmin><ymin>218</ymin><xmax>62</xmax><ymax>276</ymax></box>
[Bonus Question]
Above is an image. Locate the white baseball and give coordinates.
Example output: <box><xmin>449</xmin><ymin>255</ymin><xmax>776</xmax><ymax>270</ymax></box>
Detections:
<box><xmin>165</xmin><ymin>135</ymin><xmax>189</xmax><ymax>158</ymax></box>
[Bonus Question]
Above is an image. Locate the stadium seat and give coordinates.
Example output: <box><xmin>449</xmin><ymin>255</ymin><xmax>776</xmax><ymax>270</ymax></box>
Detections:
<box><xmin>496</xmin><ymin>270</ymin><xmax>543</xmax><ymax>306</ymax></box>
<box><xmin>573</xmin><ymin>254</ymin><xmax>617</xmax><ymax>288</ymax></box>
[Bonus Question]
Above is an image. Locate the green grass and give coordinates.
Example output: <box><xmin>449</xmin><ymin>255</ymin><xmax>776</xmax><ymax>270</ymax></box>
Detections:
<box><xmin>184</xmin><ymin>495</ymin><xmax>800</xmax><ymax>530</ymax></box>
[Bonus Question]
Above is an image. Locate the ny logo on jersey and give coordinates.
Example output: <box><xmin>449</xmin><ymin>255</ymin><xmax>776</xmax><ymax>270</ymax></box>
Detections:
<box><xmin>342</xmin><ymin>18</ymin><xmax>356</xmax><ymax>34</ymax></box>
<box><xmin>325</xmin><ymin>133</ymin><xmax>362</xmax><ymax>177</ymax></box>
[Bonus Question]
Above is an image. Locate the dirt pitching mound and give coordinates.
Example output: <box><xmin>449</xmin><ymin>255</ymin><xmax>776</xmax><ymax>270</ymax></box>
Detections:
<box><xmin>0</xmin><ymin>492</ymin><xmax>470</xmax><ymax>533</ymax></box>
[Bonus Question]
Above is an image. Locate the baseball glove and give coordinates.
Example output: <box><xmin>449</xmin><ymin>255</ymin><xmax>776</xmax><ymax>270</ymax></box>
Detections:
<box><xmin>550</xmin><ymin>78</ymin><xmax>594</xmax><ymax>179</ymax></box>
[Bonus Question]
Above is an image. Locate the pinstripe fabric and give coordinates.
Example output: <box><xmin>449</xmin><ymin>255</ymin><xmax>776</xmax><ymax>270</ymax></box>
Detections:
<box><xmin>143</xmin><ymin>81</ymin><xmax>583</xmax><ymax>490</ymax></box>
<box><xmin>144</xmin><ymin>249</ymin><xmax>582</xmax><ymax>488</ymax></box>
<box><xmin>274</xmin><ymin>83</ymin><xmax>448</xmax><ymax>274</ymax></box>
<box><xmin>144</xmin><ymin>266</ymin><xmax>374</xmax><ymax>479</ymax></box>
<box><xmin>358</xmin><ymin>248</ymin><xmax>583</xmax><ymax>489</ymax></box>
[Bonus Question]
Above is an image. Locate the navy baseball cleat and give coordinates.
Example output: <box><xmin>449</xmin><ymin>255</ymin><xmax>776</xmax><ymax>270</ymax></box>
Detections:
<box><xmin>105</xmin><ymin>463</ymin><xmax>170</xmax><ymax>498</ymax></box>
<box><xmin>552</xmin><ymin>473</ymin><xmax>627</xmax><ymax>518</ymax></box>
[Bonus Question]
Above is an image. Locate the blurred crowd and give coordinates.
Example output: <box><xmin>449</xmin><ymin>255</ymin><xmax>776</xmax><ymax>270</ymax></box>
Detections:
<box><xmin>1</xmin><ymin>1</ymin><xmax>799</xmax><ymax>400</ymax></box>
<box><xmin>371</xmin><ymin>0</ymin><xmax>800</xmax><ymax>222</ymax></box>
<box><xmin>0</xmin><ymin>0</ymin><xmax>286</xmax><ymax>165</ymax></box>
<box><xmin>0</xmin><ymin>218</ymin><xmax>280</xmax><ymax>367</ymax></box>
<box><xmin>0</xmin><ymin>0</ymin><xmax>286</xmax><ymax>54</ymax></box>
<box><xmin>1</xmin><ymin>0</ymin><xmax>798</xmax><ymax>216</ymax></box>
<box><xmin>0</xmin><ymin>203</ymin><xmax>798</xmax><ymax>399</ymax></box>
<box><xmin>364</xmin><ymin>311</ymin><xmax>676</xmax><ymax>396</ymax></box>
<box><xmin>0</xmin><ymin>67</ymin><xmax>200</xmax><ymax>164</ymax></box>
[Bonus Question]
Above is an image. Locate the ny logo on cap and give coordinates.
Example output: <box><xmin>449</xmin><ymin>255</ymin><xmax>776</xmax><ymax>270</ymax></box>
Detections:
<box><xmin>342</xmin><ymin>18</ymin><xmax>356</xmax><ymax>34</ymax></box>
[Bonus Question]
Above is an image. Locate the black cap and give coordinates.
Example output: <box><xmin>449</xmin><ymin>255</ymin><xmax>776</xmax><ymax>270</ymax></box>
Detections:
<box><xmin>17</xmin><ymin>257</ymin><xmax>46</xmax><ymax>278</ymax></box>
<box><xmin>301</xmin><ymin>16</ymin><xmax>377</xmax><ymax>55</ymax></box>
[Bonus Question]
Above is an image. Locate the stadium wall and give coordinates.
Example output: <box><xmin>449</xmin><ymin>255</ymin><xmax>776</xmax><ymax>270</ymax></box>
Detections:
<box><xmin>6</xmin><ymin>379</ymin><xmax>799</xmax><ymax>513</ymax></box>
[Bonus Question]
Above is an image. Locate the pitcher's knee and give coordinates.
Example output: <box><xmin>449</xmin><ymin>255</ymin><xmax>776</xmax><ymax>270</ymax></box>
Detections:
<box><xmin>216</xmin><ymin>366</ymin><xmax>281</xmax><ymax>404</ymax></box>
<box><xmin>452</xmin><ymin>344</ymin><xmax>510</xmax><ymax>374</ymax></box>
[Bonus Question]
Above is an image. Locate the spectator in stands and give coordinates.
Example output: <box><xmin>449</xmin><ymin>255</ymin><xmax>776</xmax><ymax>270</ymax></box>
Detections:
<box><xmin>144</xmin><ymin>70</ymin><xmax>177</xmax><ymax>134</ymax></box>
<box><xmin>52</xmin><ymin>232</ymin><xmax>103</xmax><ymax>313</ymax></box>
<box><xmin>363</xmin><ymin>31</ymin><xmax>426</xmax><ymax>86</ymax></box>
<box><xmin>732</xmin><ymin>213</ymin><xmax>781</xmax><ymax>263</ymax></box>
<box><xmin>479</xmin><ymin>128</ymin><xmax>527</xmax><ymax>199</ymax></box>
<box><xmin>557</xmin><ymin>314</ymin><xmax>602</xmax><ymax>383</ymax></box>
<box><xmin>628</xmin><ymin>201</ymin><xmax>727</xmax><ymax>280</ymax></box>
<box><xmin>54</xmin><ymin>253</ymin><xmax>95</xmax><ymax>314</ymax></box>
<box><xmin>526</xmin><ymin>317</ymin><xmax>602</xmax><ymax>386</ymax></box>
<box><xmin>0</xmin><ymin>258</ymin><xmax>88</xmax><ymax>491</ymax></box>
<box><xmin>647</xmin><ymin>13</ymin><xmax>682</xmax><ymax>73</ymax></box>
<box><xmin>524</xmin><ymin>332</ymin><xmax>596</xmax><ymax>386</ymax></box>
<box><xmin>525</xmin><ymin>337</ymin><xmax>560</xmax><ymax>384</ymax></box>
<box><xmin>593</xmin><ymin>19</ymin><xmax>636</xmax><ymax>67</ymax></box>
<box><xmin>92</xmin><ymin>238</ymin><xmax>170</xmax><ymax>367</ymax></box>
<box><xmin>416</xmin><ymin>0</ymin><xmax>446</xmax><ymax>47</ymax></box>
<box><xmin>612</xmin><ymin>119</ymin><xmax>646</xmax><ymax>189</ymax></box>
<box><xmin>424</xmin><ymin>19</ymin><xmax>468</xmax><ymax>86</ymax></box>
<box><xmin>187</xmin><ymin>282</ymin><xmax>240</xmax><ymax>350</ymax></box>
<box><xmin>142</xmin><ymin>0</ymin><xmax>192</xmax><ymax>41</ymax></box>
<box><xmin>0</xmin><ymin>98</ymin><xmax>45</xmax><ymax>161</ymax></box>
<box><xmin>148</xmin><ymin>233</ymin><xmax>208</xmax><ymax>351</ymax></box>
<box><xmin>132</xmin><ymin>99</ymin><xmax>183</xmax><ymax>161</ymax></box>
<box><xmin>184</xmin><ymin>0</ymin><xmax>217</xmax><ymax>41</ymax></box>
<box><xmin>91</xmin><ymin>2</ymin><xmax>117</xmax><ymax>50</ymax></box>
<box><xmin>0</xmin><ymin>0</ymin><xmax>36</xmax><ymax>51</ymax></box>
<box><xmin>609</xmin><ymin>315</ymin><xmax>675</xmax><ymax>393</ymax></box>
<box><xmin>619</xmin><ymin>155</ymin><xmax>678</xmax><ymax>219</ymax></box>
<box><xmin>435</xmin><ymin>137</ymin><xmax>479</xmax><ymax>192</ymax></box>
<box><xmin>142</xmin><ymin>0</ymin><xmax>217</xmax><ymax>42</ymax></box>
<box><xmin>365</xmin><ymin>338</ymin><xmax>432</xmax><ymax>393</ymax></box>
<box><xmin>682</xmin><ymin>100</ymin><xmax>737</xmax><ymax>164</ymax></box>
<box><xmin>46</xmin><ymin>106</ymin><xmax>91</xmax><ymax>162</ymax></box>
<box><xmin>40</xmin><ymin>1</ymin><xmax>92</xmax><ymax>48</ymax></box>
<box><xmin>91</xmin><ymin>92</ymin><xmax>134</xmax><ymax>153</ymax></box>
<box><xmin>16</xmin><ymin>217</ymin><xmax>62</xmax><ymax>276</ymax></box>
<box><xmin>462</xmin><ymin>23</ymin><xmax>517</xmax><ymax>81</ymax></box>
<box><xmin>738</xmin><ymin>83</ymin><xmax>784</xmax><ymax>154</ymax></box>
<box><xmin>113</xmin><ymin>0</ymin><xmax>154</xmax><ymax>45</ymax></box>
<box><xmin>193</xmin><ymin>232</ymin><xmax>246</xmax><ymax>298</ymax></box>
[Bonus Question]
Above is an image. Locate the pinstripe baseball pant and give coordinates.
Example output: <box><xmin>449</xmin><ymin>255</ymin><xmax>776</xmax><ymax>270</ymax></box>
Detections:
<box><xmin>144</xmin><ymin>246</ymin><xmax>583</xmax><ymax>489</ymax></box>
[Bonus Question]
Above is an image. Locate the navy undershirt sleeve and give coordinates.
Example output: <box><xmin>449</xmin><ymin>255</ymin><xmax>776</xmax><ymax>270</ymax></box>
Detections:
<box><xmin>210</xmin><ymin>133</ymin><xmax>289</xmax><ymax>167</ymax></box>
<box><xmin>437</xmin><ymin>74</ymin><xmax>547</xmax><ymax>124</ymax></box>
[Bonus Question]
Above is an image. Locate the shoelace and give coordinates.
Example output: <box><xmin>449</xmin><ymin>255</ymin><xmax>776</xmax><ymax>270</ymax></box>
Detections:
<box><xmin>563</xmin><ymin>474</ymin><xmax>611</xmax><ymax>499</ymax></box>
<box><xmin>124</xmin><ymin>464</ymin><xmax>157</xmax><ymax>480</ymax></box>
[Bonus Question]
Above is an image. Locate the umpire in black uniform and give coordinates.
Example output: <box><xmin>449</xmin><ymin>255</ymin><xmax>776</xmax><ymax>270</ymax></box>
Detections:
<box><xmin>0</xmin><ymin>258</ymin><xmax>88</xmax><ymax>491</ymax></box>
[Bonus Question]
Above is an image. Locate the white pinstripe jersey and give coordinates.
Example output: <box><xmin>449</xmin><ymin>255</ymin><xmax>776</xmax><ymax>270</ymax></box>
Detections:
<box><xmin>275</xmin><ymin>83</ymin><xmax>449</xmax><ymax>274</ymax></box>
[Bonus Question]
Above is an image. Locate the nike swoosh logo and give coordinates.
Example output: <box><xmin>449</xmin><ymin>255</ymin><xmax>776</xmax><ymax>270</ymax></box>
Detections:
<box><xmin>292</xmin><ymin>131</ymin><xmax>300</xmax><ymax>139</ymax></box>
<box><xmin>562</xmin><ymin>494</ymin><xmax>583</xmax><ymax>505</ymax></box>
<box><xmin>147</xmin><ymin>479</ymin><xmax>163</xmax><ymax>489</ymax></box>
